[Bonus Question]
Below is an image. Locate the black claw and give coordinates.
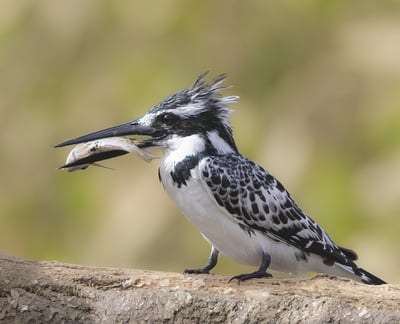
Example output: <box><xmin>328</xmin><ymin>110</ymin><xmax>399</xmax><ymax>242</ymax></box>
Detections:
<box><xmin>184</xmin><ymin>246</ymin><xmax>219</xmax><ymax>275</ymax></box>
<box><xmin>184</xmin><ymin>268</ymin><xmax>210</xmax><ymax>275</ymax></box>
<box><xmin>229</xmin><ymin>271</ymin><xmax>272</xmax><ymax>282</ymax></box>
<box><xmin>229</xmin><ymin>251</ymin><xmax>272</xmax><ymax>282</ymax></box>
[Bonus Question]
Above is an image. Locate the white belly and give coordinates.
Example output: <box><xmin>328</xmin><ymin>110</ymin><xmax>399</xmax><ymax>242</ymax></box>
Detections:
<box><xmin>161</xmin><ymin>170</ymin><xmax>260</xmax><ymax>264</ymax></box>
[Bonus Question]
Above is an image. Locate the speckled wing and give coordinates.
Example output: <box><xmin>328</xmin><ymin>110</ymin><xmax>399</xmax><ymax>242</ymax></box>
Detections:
<box><xmin>199</xmin><ymin>153</ymin><xmax>357</xmax><ymax>266</ymax></box>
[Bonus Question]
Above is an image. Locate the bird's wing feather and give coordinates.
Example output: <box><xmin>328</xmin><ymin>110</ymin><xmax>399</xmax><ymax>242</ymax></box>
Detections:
<box><xmin>198</xmin><ymin>153</ymin><xmax>356</xmax><ymax>265</ymax></box>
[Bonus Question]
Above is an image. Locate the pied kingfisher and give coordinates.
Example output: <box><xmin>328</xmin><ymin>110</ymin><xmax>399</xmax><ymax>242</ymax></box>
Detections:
<box><xmin>55</xmin><ymin>71</ymin><xmax>386</xmax><ymax>285</ymax></box>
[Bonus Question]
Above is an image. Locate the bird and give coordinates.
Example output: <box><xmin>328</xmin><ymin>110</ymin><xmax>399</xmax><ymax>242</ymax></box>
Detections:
<box><xmin>55</xmin><ymin>71</ymin><xmax>386</xmax><ymax>285</ymax></box>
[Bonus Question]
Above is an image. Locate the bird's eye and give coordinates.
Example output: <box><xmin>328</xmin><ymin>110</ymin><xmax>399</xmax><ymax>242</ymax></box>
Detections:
<box><xmin>161</xmin><ymin>113</ymin><xmax>178</xmax><ymax>125</ymax></box>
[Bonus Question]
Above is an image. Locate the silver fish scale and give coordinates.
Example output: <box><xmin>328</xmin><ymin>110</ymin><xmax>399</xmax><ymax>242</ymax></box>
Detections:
<box><xmin>201</xmin><ymin>153</ymin><xmax>355</xmax><ymax>266</ymax></box>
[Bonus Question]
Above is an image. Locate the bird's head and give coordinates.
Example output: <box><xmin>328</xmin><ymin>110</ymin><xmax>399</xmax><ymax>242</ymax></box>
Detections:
<box><xmin>55</xmin><ymin>71</ymin><xmax>239</xmax><ymax>153</ymax></box>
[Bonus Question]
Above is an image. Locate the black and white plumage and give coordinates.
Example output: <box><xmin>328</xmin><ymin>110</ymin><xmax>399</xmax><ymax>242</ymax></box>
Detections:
<box><xmin>55</xmin><ymin>72</ymin><xmax>386</xmax><ymax>285</ymax></box>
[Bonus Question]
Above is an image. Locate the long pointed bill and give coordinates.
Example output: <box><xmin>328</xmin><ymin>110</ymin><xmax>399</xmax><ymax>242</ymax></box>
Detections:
<box><xmin>54</xmin><ymin>120</ymin><xmax>155</xmax><ymax>148</ymax></box>
<box><xmin>55</xmin><ymin>119</ymin><xmax>158</xmax><ymax>171</ymax></box>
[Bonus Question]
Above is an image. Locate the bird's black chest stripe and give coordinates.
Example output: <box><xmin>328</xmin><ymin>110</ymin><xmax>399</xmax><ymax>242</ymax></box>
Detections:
<box><xmin>167</xmin><ymin>155</ymin><xmax>201</xmax><ymax>188</ymax></box>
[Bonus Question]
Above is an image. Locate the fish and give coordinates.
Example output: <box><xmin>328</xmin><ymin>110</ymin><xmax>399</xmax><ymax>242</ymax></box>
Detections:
<box><xmin>58</xmin><ymin>137</ymin><xmax>156</xmax><ymax>172</ymax></box>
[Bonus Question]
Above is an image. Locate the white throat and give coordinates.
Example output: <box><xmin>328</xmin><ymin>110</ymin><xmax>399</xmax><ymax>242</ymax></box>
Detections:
<box><xmin>161</xmin><ymin>134</ymin><xmax>205</xmax><ymax>166</ymax></box>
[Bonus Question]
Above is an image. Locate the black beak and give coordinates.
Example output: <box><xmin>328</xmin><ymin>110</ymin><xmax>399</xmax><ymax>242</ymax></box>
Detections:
<box><xmin>54</xmin><ymin>120</ymin><xmax>156</xmax><ymax>148</ymax></box>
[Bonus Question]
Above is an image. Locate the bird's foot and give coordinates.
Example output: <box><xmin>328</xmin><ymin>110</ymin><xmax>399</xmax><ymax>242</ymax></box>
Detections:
<box><xmin>184</xmin><ymin>247</ymin><xmax>219</xmax><ymax>275</ymax></box>
<box><xmin>183</xmin><ymin>267</ymin><xmax>210</xmax><ymax>275</ymax></box>
<box><xmin>229</xmin><ymin>271</ymin><xmax>272</xmax><ymax>282</ymax></box>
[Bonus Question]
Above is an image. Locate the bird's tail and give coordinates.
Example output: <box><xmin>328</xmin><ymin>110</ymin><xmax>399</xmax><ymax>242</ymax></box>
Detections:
<box><xmin>337</xmin><ymin>263</ymin><xmax>386</xmax><ymax>285</ymax></box>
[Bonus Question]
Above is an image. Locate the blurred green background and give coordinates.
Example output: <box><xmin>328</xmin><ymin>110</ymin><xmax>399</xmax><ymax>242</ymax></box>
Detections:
<box><xmin>1</xmin><ymin>0</ymin><xmax>399</xmax><ymax>283</ymax></box>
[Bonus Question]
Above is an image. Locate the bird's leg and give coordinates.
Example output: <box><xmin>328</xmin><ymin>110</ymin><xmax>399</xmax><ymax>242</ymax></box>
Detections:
<box><xmin>229</xmin><ymin>252</ymin><xmax>272</xmax><ymax>282</ymax></box>
<box><xmin>184</xmin><ymin>246</ymin><xmax>219</xmax><ymax>274</ymax></box>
